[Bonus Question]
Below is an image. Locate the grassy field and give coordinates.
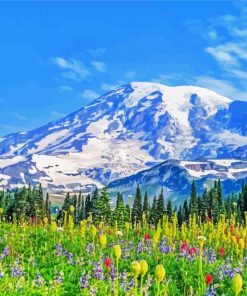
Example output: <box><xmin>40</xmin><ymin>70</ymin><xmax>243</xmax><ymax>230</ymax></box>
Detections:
<box><xmin>0</xmin><ymin>213</ymin><xmax>245</xmax><ymax>295</ymax></box>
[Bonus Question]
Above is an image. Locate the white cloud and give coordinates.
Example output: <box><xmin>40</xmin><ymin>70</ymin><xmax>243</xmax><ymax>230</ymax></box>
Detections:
<box><xmin>195</xmin><ymin>76</ymin><xmax>247</xmax><ymax>101</ymax></box>
<box><xmin>101</xmin><ymin>83</ymin><xmax>118</xmax><ymax>91</ymax></box>
<box><xmin>194</xmin><ymin>3</ymin><xmax>247</xmax><ymax>101</ymax></box>
<box><xmin>59</xmin><ymin>85</ymin><xmax>73</xmax><ymax>92</ymax></box>
<box><xmin>52</xmin><ymin>57</ymin><xmax>91</xmax><ymax>81</ymax></box>
<box><xmin>152</xmin><ymin>73</ymin><xmax>190</xmax><ymax>86</ymax></box>
<box><xmin>205</xmin><ymin>45</ymin><xmax>238</xmax><ymax>66</ymax></box>
<box><xmin>91</xmin><ymin>61</ymin><xmax>107</xmax><ymax>72</ymax></box>
<box><xmin>80</xmin><ymin>89</ymin><xmax>100</xmax><ymax>100</ymax></box>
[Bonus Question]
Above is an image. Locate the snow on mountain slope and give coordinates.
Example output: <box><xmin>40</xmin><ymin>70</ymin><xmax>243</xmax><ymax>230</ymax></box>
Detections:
<box><xmin>108</xmin><ymin>159</ymin><xmax>247</xmax><ymax>203</ymax></box>
<box><xmin>0</xmin><ymin>82</ymin><xmax>246</xmax><ymax>192</ymax></box>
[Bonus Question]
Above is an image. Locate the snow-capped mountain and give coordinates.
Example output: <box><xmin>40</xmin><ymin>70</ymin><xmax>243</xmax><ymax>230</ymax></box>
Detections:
<box><xmin>108</xmin><ymin>159</ymin><xmax>247</xmax><ymax>203</ymax></box>
<box><xmin>0</xmin><ymin>82</ymin><xmax>246</xmax><ymax>192</ymax></box>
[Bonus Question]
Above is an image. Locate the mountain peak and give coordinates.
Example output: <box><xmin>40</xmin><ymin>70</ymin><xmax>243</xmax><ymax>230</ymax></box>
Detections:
<box><xmin>0</xmin><ymin>82</ymin><xmax>246</xmax><ymax>192</ymax></box>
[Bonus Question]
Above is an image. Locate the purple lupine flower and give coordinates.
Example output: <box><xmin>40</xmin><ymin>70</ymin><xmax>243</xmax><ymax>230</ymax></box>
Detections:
<box><xmin>64</xmin><ymin>250</ymin><xmax>75</xmax><ymax>265</ymax></box>
<box><xmin>79</xmin><ymin>274</ymin><xmax>89</xmax><ymax>289</ymax></box>
<box><xmin>2</xmin><ymin>246</ymin><xmax>9</xmax><ymax>256</ymax></box>
<box><xmin>0</xmin><ymin>246</ymin><xmax>10</xmax><ymax>260</ymax></box>
<box><xmin>55</xmin><ymin>243</ymin><xmax>63</xmax><ymax>257</ymax></box>
<box><xmin>92</xmin><ymin>262</ymin><xmax>104</xmax><ymax>280</ymax></box>
<box><xmin>11</xmin><ymin>266</ymin><xmax>21</xmax><ymax>277</ymax></box>
<box><xmin>160</xmin><ymin>240</ymin><xmax>172</xmax><ymax>254</ymax></box>
<box><xmin>205</xmin><ymin>286</ymin><xmax>217</xmax><ymax>296</ymax></box>
<box><xmin>109</xmin><ymin>266</ymin><xmax>117</xmax><ymax>281</ymax></box>
<box><xmin>86</xmin><ymin>243</ymin><xmax>94</xmax><ymax>254</ymax></box>
<box><xmin>218</xmin><ymin>261</ymin><xmax>243</xmax><ymax>279</ymax></box>
<box><xmin>137</xmin><ymin>242</ymin><xmax>145</xmax><ymax>253</ymax></box>
<box><xmin>204</xmin><ymin>249</ymin><xmax>217</xmax><ymax>264</ymax></box>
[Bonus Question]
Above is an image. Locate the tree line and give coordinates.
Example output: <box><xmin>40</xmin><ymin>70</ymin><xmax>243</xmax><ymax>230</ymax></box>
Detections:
<box><xmin>0</xmin><ymin>179</ymin><xmax>246</xmax><ymax>226</ymax></box>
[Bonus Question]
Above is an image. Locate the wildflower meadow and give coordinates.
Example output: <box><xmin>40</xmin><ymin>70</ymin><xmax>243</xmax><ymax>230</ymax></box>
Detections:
<box><xmin>0</xmin><ymin>208</ymin><xmax>245</xmax><ymax>295</ymax></box>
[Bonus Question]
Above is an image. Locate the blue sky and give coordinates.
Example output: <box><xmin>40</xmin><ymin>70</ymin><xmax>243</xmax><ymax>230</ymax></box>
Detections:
<box><xmin>0</xmin><ymin>1</ymin><xmax>246</xmax><ymax>135</ymax></box>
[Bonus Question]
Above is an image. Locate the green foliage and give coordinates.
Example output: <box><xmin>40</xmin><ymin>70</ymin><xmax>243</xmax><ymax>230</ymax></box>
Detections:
<box><xmin>131</xmin><ymin>184</ymin><xmax>142</xmax><ymax>224</ymax></box>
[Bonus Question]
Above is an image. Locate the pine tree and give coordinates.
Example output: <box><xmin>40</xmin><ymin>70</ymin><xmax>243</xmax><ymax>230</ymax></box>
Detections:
<box><xmin>183</xmin><ymin>200</ymin><xmax>189</xmax><ymax>222</ymax></box>
<box><xmin>62</xmin><ymin>193</ymin><xmax>71</xmax><ymax>213</ymax></box>
<box><xmin>225</xmin><ymin>195</ymin><xmax>232</xmax><ymax>219</ymax></box>
<box><xmin>143</xmin><ymin>191</ymin><xmax>148</xmax><ymax>213</ymax></box>
<box><xmin>166</xmin><ymin>200</ymin><xmax>172</xmax><ymax>220</ymax></box>
<box><xmin>26</xmin><ymin>184</ymin><xmax>35</xmax><ymax>219</ymax></box>
<box><xmin>189</xmin><ymin>181</ymin><xmax>198</xmax><ymax>216</ymax></box>
<box><xmin>15</xmin><ymin>187</ymin><xmax>28</xmax><ymax>221</ymax></box>
<box><xmin>98</xmin><ymin>187</ymin><xmax>111</xmax><ymax>223</ymax></box>
<box><xmin>178</xmin><ymin>205</ymin><xmax>183</xmax><ymax>226</ymax></box>
<box><xmin>77</xmin><ymin>191</ymin><xmax>82</xmax><ymax>221</ymax></box>
<box><xmin>201</xmin><ymin>188</ymin><xmax>208</xmax><ymax>222</ymax></box>
<box><xmin>45</xmin><ymin>193</ymin><xmax>51</xmax><ymax>222</ymax></box>
<box><xmin>243</xmin><ymin>182</ymin><xmax>247</xmax><ymax>216</ymax></box>
<box><xmin>217</xmin><ymin>180</ymin><xmax>224</xmax><ymax>213</ymax></box>
<box><xmin>125</xmin><ymin>204</ymin><xmax>131</xmax><ymax>222</ymax></box>
<box><xmin>85</xmin><ymin>194</ymin><xmax>92</xmax><ymax>218</ymax></box>
<box><xmin>114</xmin><ymin>193</ymin><xmax>125</xmax><ymax>228</ymax></box>
<box><xmin>131</xmin><ymin>185</ymin><xmax>142</xmax><ymax>224</ymax></box>
<box><xmin>79</xmin><ymin>195</ymin><xmax>85</xmax><ymax>221</ymax></box>
<box><xmin>91</xmin><ymin>188</ymin><xmax>100</xmax><ymax>223</ymax></box>
<box><xmin>149</xmin><ymin>196</ymin><xmax>158</xmax><ymax>225</ymax></box>
<box><xmin>157</xmin><ymin>188</ymin><xmax>165</xmax><ymax>221</ymax></box>
<box><xmin>62</xmin><ymin>193</ymin><xmax>71</xmax><ymax>224</ymax></box>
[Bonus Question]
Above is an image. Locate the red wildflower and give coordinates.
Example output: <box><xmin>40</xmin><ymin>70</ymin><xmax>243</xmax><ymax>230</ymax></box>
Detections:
<box><xmin>219</xmin><ymin>247</ymin><xmax>225</xmax><ymax>257</ymax></box>
<box><xmin>104</xmin><ymin>257</ymin><xmax>112</xmax><ymax>270</ymax></box>
<box><xmin>144</xmin><ymin>233</ymin><xmax>151</xmax><ymax>241</ymax></box>
<box><xmin>181</xmin><ymin>242</ymin><xmax>188</xmax><ymax>252</ymax></box>
<box><xmin>188</xmin><ymin>247</ymin><xmax>197</xmax><ymax>256</ymax></box>
<box><xmin>205</xmin><ymin>274</ymin><xmax>213</xmax><ymax>285</ymax></box>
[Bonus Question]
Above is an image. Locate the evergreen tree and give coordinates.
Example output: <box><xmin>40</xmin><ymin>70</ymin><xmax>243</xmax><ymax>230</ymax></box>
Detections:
<box><xmin>61</xmin><ymin>192</ymin><xmax>71</xmax><ymax>224</ymax></box>
<box><xmin>91</xmin><ymin>188</ymin><xmax>100</xmax><ymax>223</ymax></box>
<box><xmin>166</xmin><ymin>200</ymin><xmax>172</xmax><ymax>220</ymax></box>
<box><xmin>125</xmin><ymin>204</ymin><xmax>131</xmax><ymax>222</ymax></box>
<box><xmin>189</xmin><ymin>181</ymin><xmax>198</xmax><ymax>216</ymax></box>
<box><xmin>183</xmin><ymin>200</ymin><xmax>189</xmax><ymax>222</ymax></box>
<box><xmin>34</xmin><ymin>184</ymin><xmax>45</xmax><ymax>221</ymax></box>
<box><xmin>79</xmin><ymin>195</ymin><xmax>85</xmax><ymax>221</ymax></box>
<box><xmin>85</xmin><ymin>194</ymin><xmax>92</xmax><ymax>218</ymax></box>
<box><xmin>149</xmin><ymin>195</ymin><xmax>158</xmax><ymax>225</ymax></box>
<box><xmin>157</xmin><ymin>188</ymin><xmax>165</xmax><ymax>221</ymax></box>
<box><xmin>143</xmin><ymin>191</ymin><xmax>149</xmax><ymax>213</ymax></box>
<box><xmin>45</xmin><ymin>193</ymin><xmax>51</xmax><ymax>222</ymax></box>
<box><xmin>98</xmin><ymin>187</ymin><xmax>111</xmax><ymax>223</ymax></box>
<box><xmin>131</xmin><ymin>184</ymin><xmax>142</xmax><ymax>224</ymax></box>
<box><xmin>217</xmin><ymin>180</ymin><xmax>224</xmax><ymax>213</ymax></box>
<box><xmin>201</xmin><ymin>188</ymin><xmax>208</xmax><ymax>222</ymax></box>
<box><xmin>77</xmin><ymin>191</ymin><xmax>82</xmax><ymax>221</ymax></box>
<box><xmin>243</xmin><ymin>182</ymin><xmax>247</xmax><ymax>216</ymax></box>
<box><xmin>114</xmin><ymin>193</ymin><xmax>125</xmax><ymax>228</ymax></box>
<box><xmin>62</xmin><ymin>193</ymin><xmax>71</xmax><ymax>213</ymax></box>
<box><xmin>178</xmin><ymin>205</ymin><xmax>183</xmax><ymax>226</ymax></box>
